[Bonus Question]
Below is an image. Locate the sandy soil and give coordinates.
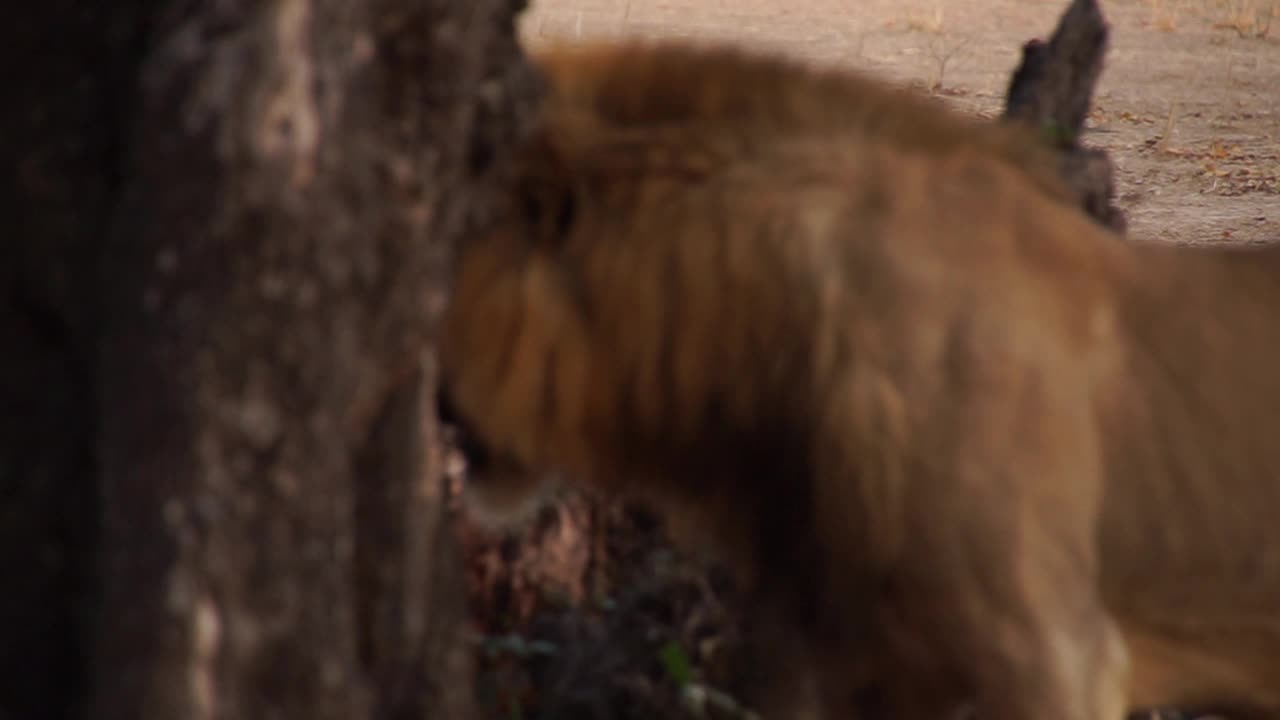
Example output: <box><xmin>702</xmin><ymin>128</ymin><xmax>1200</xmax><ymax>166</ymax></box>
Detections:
<box><xmin>519</xmin><ymin>0</ymin><xmax>1278</xmax><ymax>244</ymax></box>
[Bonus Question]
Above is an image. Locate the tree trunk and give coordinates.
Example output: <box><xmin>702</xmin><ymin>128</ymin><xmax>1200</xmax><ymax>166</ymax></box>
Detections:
<box><xmin>1</xmin><ymin>0</ymin><xmax>540</xmax><ymax>718</ymax></box>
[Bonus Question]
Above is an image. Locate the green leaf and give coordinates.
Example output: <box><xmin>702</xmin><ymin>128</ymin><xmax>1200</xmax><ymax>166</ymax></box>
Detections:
<box><xmin>1041</xmin><ymin>119</ymin><xmax>1075</xmax><ymax>145</ymax></box>
<box><xmin>659</xmin><ymin>641</ymin><xmax>694</xmax><ymax>687</ymax></box>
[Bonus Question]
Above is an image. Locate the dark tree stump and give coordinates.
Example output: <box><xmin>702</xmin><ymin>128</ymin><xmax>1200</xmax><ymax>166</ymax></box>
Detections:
<box><xmin>1003</xmin><ymin>0</ymin><xmax>1128</xmax><ymax>234</ymax></box>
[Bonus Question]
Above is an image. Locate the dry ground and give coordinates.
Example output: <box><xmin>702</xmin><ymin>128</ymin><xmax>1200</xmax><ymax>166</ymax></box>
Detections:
<box><xmin>520</xmin><ymin>0</ymin><xmax>1278</xmax><ymax>244</ymax></box>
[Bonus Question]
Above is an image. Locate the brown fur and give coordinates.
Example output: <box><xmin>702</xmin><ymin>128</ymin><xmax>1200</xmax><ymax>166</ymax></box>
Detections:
<box><xmin>528</xmin><ymin>40</ymin><xmax>1075</xmax><ymax>208</ymax></box>
<box><xmin>439</xmin><ymin>39</ymin><xmax>1280</xmax><ymax>720</ymax></box>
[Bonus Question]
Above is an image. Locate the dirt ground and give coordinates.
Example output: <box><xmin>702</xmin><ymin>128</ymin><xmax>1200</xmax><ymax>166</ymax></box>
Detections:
<box><xmin>520</xmin><ymin>0</ymin><xmax>1278</xmax><ymax>244</ymax></box>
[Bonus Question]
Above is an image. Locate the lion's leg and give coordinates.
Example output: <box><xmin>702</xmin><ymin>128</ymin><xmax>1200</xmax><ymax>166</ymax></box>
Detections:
<box><xmin>801</xmin><ymin>529</ymin><xmax>1132</xmax><ymax>720</ymax></box>
<box><xmin>858</xmin><ymin>461</ymin><xmax>1129</xmax><ymax>718</ymax></box>
<box><xmin>806</xmin><ymin>354</ymin><xmax>1133</xmax><ymax>719</ymax></box>
<box><xmin>947</xmin><ymin>498</ymin><xmax>1131</xmax><ymax>720</ymax></box>
<box><xmin>970</xmin><ymin>604</ymin><xmax>1131</xmax><ymax>720</ymax></box>
<box><xmin>868</xmin><ymin>575</ymin><xmax>1130</xmax><ymax>720</ymax></box>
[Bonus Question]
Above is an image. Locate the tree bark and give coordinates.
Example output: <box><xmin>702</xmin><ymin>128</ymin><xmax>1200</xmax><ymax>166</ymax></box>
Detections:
<box><xmin>1</xmin><ymin>3</ymin><xmax>152</xmax><ymax>717</ymax></box>
<box><xmin>2</xmin><ymin>0</ymin><xmax>540</xmax><ymax>718</ymax></box>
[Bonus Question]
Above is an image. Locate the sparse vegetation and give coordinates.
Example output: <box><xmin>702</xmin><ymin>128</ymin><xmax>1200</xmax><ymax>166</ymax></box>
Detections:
<box><xmin>1216</xmin><ymin>0</ymin><xmax>1275</xmax><ymax>38</ymax></box>
<box><xmin>905</xmin><ymin>1</ymin><xmax>947</xmax><ymax>34</ymax></box>
<box><xmin>1148</xmin><ymin>0</ymin><xmax>1181</xmax><ymax>31</ymax></box>
<box><xmin>924</xmin><ymin>33</ymin><xmax>971</xmax><ymax>91</ymax></box>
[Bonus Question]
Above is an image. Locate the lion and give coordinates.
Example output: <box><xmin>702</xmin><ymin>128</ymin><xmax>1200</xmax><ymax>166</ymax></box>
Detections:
<box><xmin>438</xmin><ymin>39</ymin><xmax>1280</xmax><ymax>720</ymax></box>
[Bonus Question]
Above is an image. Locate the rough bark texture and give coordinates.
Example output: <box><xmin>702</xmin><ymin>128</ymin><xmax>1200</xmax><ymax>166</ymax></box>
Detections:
<box><xmin>1</xmin><ymin>3</ymin><xmax>152</xmax><ymax>718</ymax></box>
<box><xmin>2</xmin><ymin>0</ymin><xmax>541</xmax><ymax>718</ymax></box>
<box><xmin>1002</xmin><ymin>0</ymin><xmax>1128</xmax><ymax>233</ymax></box>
